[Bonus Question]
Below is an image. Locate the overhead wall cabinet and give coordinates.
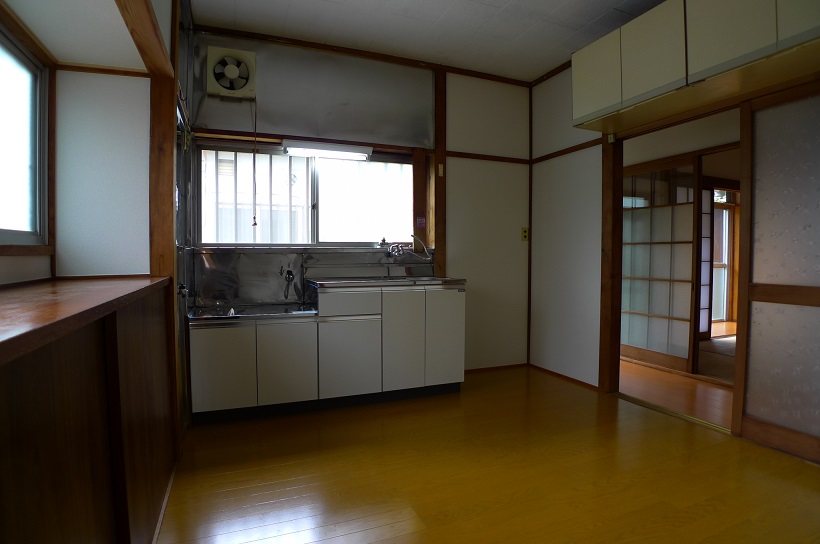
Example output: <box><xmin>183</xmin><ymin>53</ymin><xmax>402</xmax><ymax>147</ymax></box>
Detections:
<box><xmin>621</xmin><ymin>0</ymin><xmax>686</xmax><ymax>108</ymax></box>
<box><xmin>571</xmin><ymin>0</ymin><xmax>820</xmax><ymax>133</ymax></box>
<box><xmin>571</xmin><ymin>29</ymin><xmax>621</xmax><ymax>125</ymax></box>
<box><xmin>686</xmin><ymin>0</ymin><xmax>777</xmax><ymax>83</ymax></box>
<box><xmin>777</xmin><ymin>0</ymin><xmax>820</xmax><ymax>49</ymax></box>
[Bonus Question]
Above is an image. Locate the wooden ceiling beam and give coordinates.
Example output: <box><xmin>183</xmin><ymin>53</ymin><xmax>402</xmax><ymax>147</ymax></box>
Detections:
<box><xmin>115</xmin><ymin>0</ymin><xmax>173</xmax><ymax>78</ymax></box>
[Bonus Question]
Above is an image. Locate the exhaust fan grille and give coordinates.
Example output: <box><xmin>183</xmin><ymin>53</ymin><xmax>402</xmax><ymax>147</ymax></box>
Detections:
<box><xmin>207</xmin><ymin>47</ymin><xmax>256</xmax><ymax>99</ymax></box>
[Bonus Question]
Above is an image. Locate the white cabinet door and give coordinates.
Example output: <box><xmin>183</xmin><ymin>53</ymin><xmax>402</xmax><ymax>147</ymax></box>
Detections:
<box><xmin>777</xmin><ymin>0</ymin><xmax>820</xmax><ymax>50</ymax></box>
<box><xmin>319</xmin><ymin>318</ymin><xmax>382</xmax><ymax>399</ymax></box>
<box><xmin>621</xmin><ymin>0</ymin><xmax>686</xmax><ymax>108</ymax></box>
<box><xmin>425</xmin><ymin>287</ymin><xmax>466</xmax><ymax>386</ymax></box>
<box><xmin>382</xmin><ymin>288</ymin><xmax>426</xmax><ymax>391</ymax></box>
<box><xmin>571</xmin><ymin>28</ymin><xmax>621</xmax><ymax>124</ymax></box>
<box><xmin>257</xmin><ymin>320</ymin><xmax>318</xmax><ymax>405</ymax></box>
<box><xmin>189</xmin><ymin>324</ymin><xmax>257</xmax><ymax>412</ymax></box>
<box><xmin>687</xmin><ymin>0</ymin><xmax>777</xmax><ymax>82</ymax></box>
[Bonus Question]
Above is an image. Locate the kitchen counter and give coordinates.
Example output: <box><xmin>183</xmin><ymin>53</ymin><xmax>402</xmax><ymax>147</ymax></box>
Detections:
<box><xmin>188</xmin><ymin>303</ymin><xmax>317</xmax><ymax>320</ymax></box>
<box><xmin>0</xmin><ymin>276</ymin><xmax>170</xmax><ymax>367</ymax></box>
<box><xmin>307</xmin><ymin>276</ymin><xmax>466</xmax><ymax>288</ymax></box>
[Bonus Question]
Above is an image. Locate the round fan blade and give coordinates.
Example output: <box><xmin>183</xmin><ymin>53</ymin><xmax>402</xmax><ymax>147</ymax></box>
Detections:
<box><xmin>213</xmin><ymin>63</ymin><xmax>226</xmax><ymax>75</ymax></box>
<box><xmin>237</xmin><ymin>63</ymin><xmax>249</xmax><ymax>79</ymax></box>
<box><xmin>223</xmin><ymin>56</ymin><xmax>238</xmax><ymax>66</ymax></box>
<box><xmin>217</xmin><ymin>77</ymin><xmax>232</xmax><ymax>89</ymax></box>
<box><xmin>233</xmin><ymin>78</ymin><xmax>247</xmax><ymax>90</ymax></box>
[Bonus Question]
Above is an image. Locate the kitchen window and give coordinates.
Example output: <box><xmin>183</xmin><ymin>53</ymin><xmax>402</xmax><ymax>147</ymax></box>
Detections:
<box><xmin>0</xmin><ymin>25</ymin><xmax>47</xmax><ymax>246</ymax></box>
<box><xmin>198</xmin><ymin>145</ymin><xmax>413</xmax><ymax>245</ymax></box>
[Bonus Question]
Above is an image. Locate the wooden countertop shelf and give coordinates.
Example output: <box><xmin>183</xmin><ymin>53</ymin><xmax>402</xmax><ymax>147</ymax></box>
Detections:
<box><xmin>0</xmin><ymin>276</ymin><xmax>170</xmax><ymax>367</ymax></box>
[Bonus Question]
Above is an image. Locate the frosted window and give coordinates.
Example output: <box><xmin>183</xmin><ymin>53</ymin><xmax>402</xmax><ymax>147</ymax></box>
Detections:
<box><xmin>628</xmin><ymin>314</ymin><xmax>648</xmax><ymax>348</ymax></box>
<box><xmin>669</xmin><ymin>320</ymin><xmax>690</xmax><ymax>358</ymax></box>
<box><xmin>630</xmin><ymin>280</ymin><xmax>650</xmax><ymax>314</ymax></box>
<box><xmin>623</xmin><ymin>212</ymin><xmax>633</xmax><ymax>243</ymax></box>
<box><xmin>672</xmin><ymin>244</ymin><xmax>692</xmax><ymax>280</ymax></box>
<box><xmin>621</xmin><ymin>313</ymin><xmax>630</xmax><ymax>344</ymax></box>
<box><xmin>671</xmin><ymin>282</ymin><xmax>691</xmax><ymax>319</ymax></box>
<box><xmin>648</xmin><ymin>317</ymin><xmax>669</xmax><ymax>352</ymax></box>
<box><xmin>746</xmin><ymin>302</ymin><xmax>820</xmax><ymax>438</ymax></box>
<box><xmin>712</xmin><ymin>268</ymin><xmax>727</xmax><ymax>321</ymax></box>
<box><xmin>632</xmin><ymin>245</ymin><xmax>651</xmax><ymax>278</ymax></box>
<box><xmin>752</xmin><ymin>94</ymin><xmax>820</xmax><ymax>286</ymax></box>
<box><xmin>650</xmin><ymin>280</ymin><xmax>671</xmax><ymax>315</ymax></box>
<box><xmin>0</xmin><ymin>33</ymin><xmax>44</xmax><ymax>245</ymax></box>
<box><xmin>622</xmin><ymin>280</ymin><xmax>632</xmax><ymax>311</ymax></box>
<box><xmin>651</xmin><ymin>207</ymin><xmax>672</xmax><ymax>242</ymax></box>
<box><xmin>672</xmin><ymin>204</ymin><xmax>693</xmax><ymax>241</ymax></box>
<box><xmin>623</xmin><ymin>244</ymin><xmax>632</xmax><ymax>276</ymax></box>
<box><xmin>631</xmin><ymin>208</ymin><xmax>651</xmax><ymax>242</ymax></box>
<box><xmin>651</xmin><ymin>244</ymin><xmax>672</xmax><ymax>279</ymax></box>
<box><xmin>699</xmin><ymin>309</ymin><xmax>710</xmax><ymax>333</ymax></box>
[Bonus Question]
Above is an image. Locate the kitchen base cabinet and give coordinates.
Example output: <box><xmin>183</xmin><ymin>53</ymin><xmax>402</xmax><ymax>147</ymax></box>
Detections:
<box><xmin>382</xmin><ymin>288</ymin><xmax>426</xmax><ymax>391</ymax></box>
<box><xmin>190</xmin><ymin>323</ymin><xmax>257</xmax><ymax>412</ymax></box>
<box><xmin>319</xmin><ymin>318</ymin><xmax>382</xmax><ymax>399</ymax></box>
<box><xmin>425</xmin><ymin>287</ymin><xmax>466</xmax><ymax>386</ymax></box>
<box><xmin>257</xmin><ymin>319</ymin><xmax>318</xmax><ymax>405</ymax></box>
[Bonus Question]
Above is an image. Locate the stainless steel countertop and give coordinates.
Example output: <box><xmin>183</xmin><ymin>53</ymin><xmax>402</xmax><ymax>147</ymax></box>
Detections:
<box><xmin>188</xmin><ymin>303</ymin><xmax>317</xmax><ymax>320</ymax></box>
<box><xmin>307</xmin><ymin>276</ymin><xmax>466</xmax><ymax>288</ymax></box>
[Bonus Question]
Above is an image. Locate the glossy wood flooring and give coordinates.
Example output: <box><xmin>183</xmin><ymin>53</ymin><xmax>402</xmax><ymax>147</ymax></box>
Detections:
<box><xmin>158</xmin><ymin>366</ymin><xmax>820</xmax><ymax>543</ymax></box>
<box><xmin>619</xmin><ymin>360</ymin><xmax>733</xmax><ymax>428</ymax></box>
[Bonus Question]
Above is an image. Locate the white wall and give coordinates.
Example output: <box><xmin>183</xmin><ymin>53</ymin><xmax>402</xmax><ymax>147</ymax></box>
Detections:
<box><xmin>446</xmin><ymin>73</ymin><xmax>529</xmax><ymax>159</ymax></box>
<box><xmin>532</xmin><ymin>69</ymin><xmax>600</xmax><ymax>158</ymax></box>
<box><xmin>0</xmin><ymin>256</ymin><xmax>50</xmax><ymax>286</ymax></box>
<box><xmin>56</xmin><ymin>71</ymin><xmax>150</xmax><ymax>276</ymax></box>
<box><xmin>530</xmin><ymin>147</ymin><xmax>603</xmax><ymax>385</ymax></box>
<box><xmin>624</xmin><ymin>108</ymin><xmax>740</xmax><ymax>166</ymax></box>
<box><xmin>447</xmin><ymin>158</ymin><xmax>529</xmax><ymax>369</ymax></box>
<box><xmin>529</xmin><ymin>69</ymin><xmax>603</xmax><ymax>386</ymax></box>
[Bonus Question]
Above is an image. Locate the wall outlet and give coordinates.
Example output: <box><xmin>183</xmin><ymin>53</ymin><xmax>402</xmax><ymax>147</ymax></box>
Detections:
<box><xmin>521</xmin><ymin>227</ymin><xmax>529</xmax><ymax>241</ymax></box>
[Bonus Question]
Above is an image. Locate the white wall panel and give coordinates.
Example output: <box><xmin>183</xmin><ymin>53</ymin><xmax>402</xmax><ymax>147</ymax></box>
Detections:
<box><xmin>532</xmin><ymin>69</ymin><xmax>600</xmax><ymax>158</ymax></box>
<box><xmin>446</xmin><ymin>74</ymin><xmax>529</xmax><ymax>159</ymax></box>
<box><xmin>446</xmin><ymin>158</ymin><xmax>529</xmax><ymax>369</ymax></box>
<box><xmin>530</xmin><ymin>146</ymin><xmax>603</xmax><ymax>386</ymax></box>
<box><xmin>0</xmin><ymin>256</ymin><xmax>50</xmax><ymax>285</ymax></box>
<box><xmin>151</xmin><ymin>0</ymin><xmax>173</xmax><ymax>57</ymax></box>
<box><xmin>56</xmin><ymin>71</ymin><xmax>150</xmax><ymax>276</ymax></box>
<box><xmin>624</xmin><ymin>109</ymin><xmax>740</xmax><ymax>166</ymax></box>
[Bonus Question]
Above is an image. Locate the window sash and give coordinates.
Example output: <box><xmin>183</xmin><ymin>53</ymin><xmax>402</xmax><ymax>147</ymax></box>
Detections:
<box><xmin>0</xmin><ymin>26</ymin><xmax>47</xmax><ymax>246</ymax></box>
<box><xmin>196</xmin><ymin>144</ymin><xmax>412</xmax><ymax>247</ymax></box>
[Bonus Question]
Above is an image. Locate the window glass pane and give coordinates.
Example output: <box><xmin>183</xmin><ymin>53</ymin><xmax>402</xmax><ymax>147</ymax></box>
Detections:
<box><xmin>0</xmin><ymin>43</ymin><xmax>35</xmax><ymax>233</ymax></box>
<box><xmin>317</xmin><ymin>158</ymin><xmax>412</xmax><ymax>243</ymax></box>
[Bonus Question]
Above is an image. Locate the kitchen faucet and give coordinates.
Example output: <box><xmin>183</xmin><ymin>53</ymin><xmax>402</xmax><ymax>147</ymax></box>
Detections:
<box><xmin>411</xmin><ymin>234</ymin><xmax>432</xmax><ymax>262</ymax></box>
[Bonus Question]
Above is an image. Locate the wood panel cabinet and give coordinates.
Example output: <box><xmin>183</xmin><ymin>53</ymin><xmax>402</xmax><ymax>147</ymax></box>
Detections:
<box><xmin>257</xmin><ymin>319</ymin><xmax>318</xmax><ymax>405</ymax></box>
<box><xmin>189</xmin><ymin>323</ymin><xmax>257</xmax><ymax>412</ymax></box>
<box><xmin>686</xmin><ymin>0</ymin><xmax>777</xmax><ymax>82</ymax></box>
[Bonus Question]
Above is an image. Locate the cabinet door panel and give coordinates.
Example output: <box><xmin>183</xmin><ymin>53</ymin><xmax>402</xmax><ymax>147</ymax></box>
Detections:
<box><xmin>571</xmin><ymin>29</ymin><xmax>621</xmax><ymax>124</ymax></box>
<box><xmin>425</xmin><ymin>288</ymin><xmax>466</xmax><ymax>385</ymax></box>
<box><xmin>257</xmin><ymin>321</ymin><xmax>318</xmax><ymax>405</ymax></box>
<box><xmin>319</xmin><ymin>319</ymin><xmax>382</xmax><ymax>399</ymax></box>
<box><xmin>189</xmin><ymin>325</ymin><xmax>257</xmax><ymax>412</ymax></box>
<box><xmin>687</xmin><ymin>0</ymin><xmax>777</xmax><ymax>82</ymax></box>
<box><xmin>382</xmin><ymin>289</ymin><xmax>426</xmax><ymax>391</ymax></box>
<box><xmin>621</xmin><ymin>0</ymin><xmax>686</xmax><ymax>107</ymax></box>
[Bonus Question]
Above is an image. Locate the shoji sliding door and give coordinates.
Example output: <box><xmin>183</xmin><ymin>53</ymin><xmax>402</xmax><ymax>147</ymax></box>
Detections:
<box><xmin>621</xmin><ymin>164</ymin><xmax>695</xmax><ymax>371</ymax></box>
<box><xmin>738</xmin><ymin>92</ymin><xmax>820</xmax><ymax>461</ymax></box>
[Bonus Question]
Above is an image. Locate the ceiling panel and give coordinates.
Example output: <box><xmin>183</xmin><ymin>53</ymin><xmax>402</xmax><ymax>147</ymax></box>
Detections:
<box><xmin>190</xmin><ymin>0</ymin><xmax>665</xmax><ymax>81</ymax></box>
<box><xmin>5</xmin><ymin>0</ymin><xmax>145</xmax><ymax>70</ymax></box>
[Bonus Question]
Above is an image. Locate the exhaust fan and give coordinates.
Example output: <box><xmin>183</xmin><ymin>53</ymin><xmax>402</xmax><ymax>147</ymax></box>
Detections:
<box><xmin>206</xmin><ymin>47</ymin><xmax>256</xmax><ymax>99</ymax></box>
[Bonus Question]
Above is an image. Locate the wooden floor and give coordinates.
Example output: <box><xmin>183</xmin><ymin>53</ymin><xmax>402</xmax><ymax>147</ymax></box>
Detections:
<box><xmin>711</xmin><ymin>321</ymin><xmax>737</xmax><ymax>337</ymax></box>
<box><xmin>158</xmin><ymin>366</ymin><xmax>820</xmax><ymax>543</ymax></box>
<box><xmin>619</xmin><ymin>360</ymin><xmax>734</xmax><ymax>428</ymax></box>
